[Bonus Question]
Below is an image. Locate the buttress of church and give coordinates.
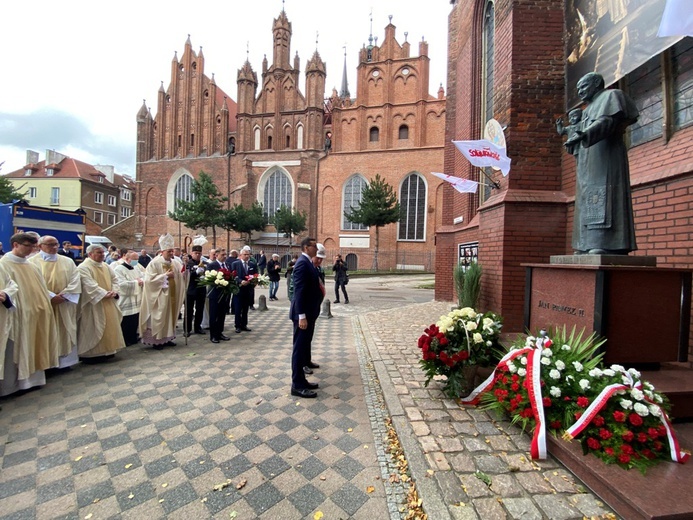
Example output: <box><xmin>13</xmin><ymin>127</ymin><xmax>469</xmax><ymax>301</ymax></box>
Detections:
<box><xmin>129</xmin><ymin>9</ymin><xmax>446</xmax><ymax>270</ymax></box>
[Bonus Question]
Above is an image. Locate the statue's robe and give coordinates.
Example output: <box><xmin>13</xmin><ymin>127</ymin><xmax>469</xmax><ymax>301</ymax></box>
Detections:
<box><xmin>573</xmin><ymin>88</ymin><xmax>639</xmax><ymax>253</ymax></box>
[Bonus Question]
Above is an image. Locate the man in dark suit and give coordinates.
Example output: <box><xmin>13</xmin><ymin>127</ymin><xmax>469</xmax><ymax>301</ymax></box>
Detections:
<box><xmin>231</xmin><ymin>248</ymin><xmax>256</xmax><ymax>333</ymax></box>
<box><xmin>206</xmin><ymin>250</ymin><xmax>231</xmax><ymax>344</ymax></box>
<box><xmin>58</xmin><ymin>241</ymin><xmax>76</xmax><ymax>263</ymax></box>
<box><xmin>185</xmin><ymin>245</ymin><xmax>207</xmax><ymax>336</ymax></box>
<box><xmin>289</xmin><ymin>237</ymin><xmax>324</xmax><ymax>398</ymax></box>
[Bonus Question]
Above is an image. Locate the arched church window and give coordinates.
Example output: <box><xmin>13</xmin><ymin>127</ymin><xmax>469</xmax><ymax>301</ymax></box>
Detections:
<box><xmin>398</xmin><ymin>125</ymin><xmax>409</xmax><ymax>140</ymax></box>
<box><xmin>398</xmin><ymin>173</ymin><xmax>426</xmax><ymax>241</ymax></box>
<box><xmin>263</xmin><ymin>170</ymin><xmax>292</xmax><ymax>219</ymax></box>
<box><xmin>173</xmin><ymin>174</ymin><xmax>195</xmax><ymax>212</ymax></box>
<box><xmin>342</xmin><ymin>175</ymin><xmax>368</xmax><ymax>230</ymax></box>
<box><xmin>254</xmin><ymin>127</ymin><xmax>261</xmax><ymax>150</ymax></box>
<box><xmin>480</xmin><ymin>0</ymin><xmax>495</xmax><ymax>204</ymax></box>
<box><xmin>296</xmin><ymin>124</ymin><xmax>304</xmax><ymax>149</ymax></box>
<box><xmin>369</xmin><ymin>127</ymin><xmax>380</xmax><ymax>142</ymax></box>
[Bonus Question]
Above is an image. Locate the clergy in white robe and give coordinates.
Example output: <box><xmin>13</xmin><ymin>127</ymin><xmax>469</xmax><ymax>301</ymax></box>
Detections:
<box><xmin>0</xmin><ymin>233</ymin><xmax>59</xmax><ymax>396</ymax></box>
<box><xmin>77</xmin><ymin>245</ymin><xmax>124</xmax><ymax>360</ymax></box>
<box><xmin>113</xmin><ymin>251</ymin><xmax>145</xmax><ymax>346</ymax></box>
<box><xmin>29</xmin><ymin>235</ymin><xmax>81</xmax><ymax>368</ymax></box>
<box><xmin>139</xmin><ymin>240</ymin><xmax>187</xmax><ymax>349</ymax></box>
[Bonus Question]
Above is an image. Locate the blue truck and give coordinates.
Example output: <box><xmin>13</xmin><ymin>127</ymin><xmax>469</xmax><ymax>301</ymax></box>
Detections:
<box><xmin>0</xmin><ymin>201</ymin><xmax>87</xmax><ymax>257</ymax></box>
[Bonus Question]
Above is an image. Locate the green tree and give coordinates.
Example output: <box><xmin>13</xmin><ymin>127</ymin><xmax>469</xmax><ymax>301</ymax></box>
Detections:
<box><xmin>168</xmin><ymin>171</ymin><xmax>227</xmax><ymax>247</ymax></box>
<box><xmin>0</xmin><ymin>163</ymin><xmax>27</xmax><ymax>203</ymax></box>
<box><xmin>343</xmin><ymin>173</ymin><xmax>400</xmax><ymax>270</ymax></box>
<box><xmin>218</xmin><ymin>201</ymin><xmax>267</xmax><ymax>244</ymax></box>
<box><xmin>274</xmin><ymin>204</ymin><xmax>307</xmax><ymax>250</ymax></box>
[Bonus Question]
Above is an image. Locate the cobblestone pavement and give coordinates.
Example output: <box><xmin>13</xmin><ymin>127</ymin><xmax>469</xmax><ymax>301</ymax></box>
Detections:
<box><xmin>361</xmin><ymin>298</ymin><xmax>615</xmax><ymax>520</ymax></box>
<box><xmin>0</xmin><ymin>276</ymin><xmax>613</xmax><ymax>519</ymax></box>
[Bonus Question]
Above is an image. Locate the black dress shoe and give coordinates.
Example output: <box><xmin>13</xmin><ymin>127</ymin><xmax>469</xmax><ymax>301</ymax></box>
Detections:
<box><xmin>291</xmin><ymin>388</ymin><xmax>317</xmax><ymax>398</ymax></box>
<box><xmin>163</xmin><ymin>341</ymin><xmax>176</xmax><ymax>347</ymax></box>
<box><xmin>195</xmin><ymin>329</ymin><xmax>204</xmax><ymax>335</ymax></box>
<box><xmin>241</xmin><ymin>327</ymin><xmax>252</xmax><ymax>332</ymax></box>
<box><xmin>303</xmin><ymin>366</ymin><xmax>313</xmax><ymax>375</ymax></box>
<box><xmin>305</xmin><ymin>382</ymin><xmax>319</xmax><ymax>389</ymax></box>
<box><xmin>306</xmin><ymin>362</ymin><xmax>320</xmax><ymax>369</ymax></box>
<box><xmin>219</xmin><ymin>335</ymin><xmax>231</xmax><ymax>341</ymax></box>
<box><xmin>210</xmin><ymin>338</ymin><xmax>220</xmax><ymax>344</ymax></box>
<box><xmin>152</xmin><ymin>345</ymin><xmax>165</xmax><ymax>350</ymax></box>
<box><xmin>235</xmin><ymin>328</ymin><xmax>242</xmax><ymax>333</ymax></box>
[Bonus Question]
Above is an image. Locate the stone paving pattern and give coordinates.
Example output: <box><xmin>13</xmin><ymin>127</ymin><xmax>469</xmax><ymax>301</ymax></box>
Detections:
<box><xmin>362</xmin><ymin>300</ymin><xmax>614</xmax><ymax>520</ymax></box>
<box><xmin>0</xmin><ymin>277</ymin><xmax>615</xmax><ymax>519</ymax></box>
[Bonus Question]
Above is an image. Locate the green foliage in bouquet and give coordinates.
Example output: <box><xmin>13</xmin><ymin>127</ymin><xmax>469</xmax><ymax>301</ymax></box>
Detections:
<box><xmin>418</xmin><ymin>307</ymin><xmax>502</xmax><ymax>398</ymax></box>
<box><xmin>480</xmin><ymin>327</ymin><xmax>683</xmax><ymax>473</ymax></box>
<box><xmin>480</xmin><ymin>327</ymin><xmax>604</xmax><ymax>432</ymax></box>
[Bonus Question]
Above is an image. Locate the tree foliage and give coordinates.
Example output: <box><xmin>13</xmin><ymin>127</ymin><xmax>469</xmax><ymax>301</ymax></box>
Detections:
<box><xmin>218</xmin><ymin>201</ymin><xmax>267</xmax><ymax>244</ymax></box>
<box><xmin>274</xmin><ymin>204</ymin><xmax>307</xmax><ymax>248</ymax></box>
<box><xmin>0</xmin><ymin>163</ymin><xmax>27</xmax><ymax>204</ymax></box>
<box><xmin>168</xmin><ymin>171</ymin><xmax>227</xmax><ymax>246</ymax></box>
<box><xmin>343</xmin><ymin>174</ymin><xmax>400</xmax><ymax>270</ymax></box>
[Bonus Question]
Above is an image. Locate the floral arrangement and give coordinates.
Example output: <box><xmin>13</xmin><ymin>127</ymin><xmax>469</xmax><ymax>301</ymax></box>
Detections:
<box><xmin>245</xmin><ymin>273</ymin><xmax>270</xmax><ymax>287</ymax></box>
<box><xmin>418</xmin><ymin>307</ymin><xmax>503</xmax><ymax>398</ymax></box>
<box><xmin>473</xmin><ymin>327</ymin><xmax>689</xmax><ymax>473</ymax></box>
<box><xmin>198</xmin><ymin>268</ymin><xmax>239</xmax><ymax>298</ymax></box>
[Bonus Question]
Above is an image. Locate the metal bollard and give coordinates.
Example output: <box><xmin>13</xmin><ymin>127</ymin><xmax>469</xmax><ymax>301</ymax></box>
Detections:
<box><xmin>258</xmin><ymin>294</ymin><xmax>268</xmax><ymax>311</ymax></box>
<box><xmin>320</xmin><ymin>299</ymin><xmax>333</xmax><ymax>318</ymax></box>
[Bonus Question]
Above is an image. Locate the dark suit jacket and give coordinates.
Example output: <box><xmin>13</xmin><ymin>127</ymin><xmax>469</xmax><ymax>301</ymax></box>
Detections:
<box><xmin>206</xmin><ymin>260</ymin><xmax>229</xmax><ymax>301</ymax></box>
<box><xmin>290</xmin><ymin>253</ymin><xmax>323</xmax><ymax>321</ymax></box>
<box><xmin>231</xmin><ymin>259</ymin><xmax>257</xmax><ymax>303</ymax></box>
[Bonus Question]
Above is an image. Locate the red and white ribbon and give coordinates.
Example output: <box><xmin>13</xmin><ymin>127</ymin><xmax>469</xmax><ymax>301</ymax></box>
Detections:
<box><xmin>459</xmin><ymin>347</ymin><xmax>531</xmax><ymax>406</ymax></box>
<box><xmin>526</xmin><ymin>347</ymin><xmax>547</xmax><ymax>459</ymax></box>
<box><xmin>564</xmin><ymin>373</ymin><xmax>689</xmax><ymax>464</ymax></box>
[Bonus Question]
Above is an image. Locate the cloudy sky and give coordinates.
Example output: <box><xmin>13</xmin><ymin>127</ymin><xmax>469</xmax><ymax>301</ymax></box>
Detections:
<box><xmin>0</xmin><ymin>1</ymin><xmax>452</xmax><ymax>178</ymax></box>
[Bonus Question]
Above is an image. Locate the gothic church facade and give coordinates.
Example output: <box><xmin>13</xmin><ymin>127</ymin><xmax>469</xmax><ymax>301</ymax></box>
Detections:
<box><xmin>129</xmin><ymin>9</ymin><xmax>446</xmax><ymax>269</ymax></box>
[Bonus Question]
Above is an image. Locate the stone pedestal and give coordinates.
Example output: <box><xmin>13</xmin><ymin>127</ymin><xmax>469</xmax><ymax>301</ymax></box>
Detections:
<box><xmin>524</xmin><ymin>258</ymin><xmax>691</xmax><ymax>364</ymax></box>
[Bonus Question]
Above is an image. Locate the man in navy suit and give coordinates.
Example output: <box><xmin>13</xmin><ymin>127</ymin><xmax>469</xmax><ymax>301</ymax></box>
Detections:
<box><xmin>231</xmin><ymin>248</ymin><xmax>256</xmax><ymax>333</ymax></box>
<box><xmin>289</xmin><ymin>237</ymin><xmax>324</xmax><ymax>398</ymax></box>
<box><xmin>206</xmin><ymin>249</ymin><xmax>231</xmax><ymax>344</ymax></box>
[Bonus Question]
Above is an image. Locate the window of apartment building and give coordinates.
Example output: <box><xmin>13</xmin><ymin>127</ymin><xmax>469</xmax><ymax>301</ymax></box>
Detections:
<box><xmin>121</xmin><ymin>207</ymin><xmax>132</xmax><ymax>218</ymax></box>
<box><xmin>29</xmin><ymin>187</ymin><xmax>37</xmax><ymax>198</ymax></box>
<box><xmin>398</xmin><ymin>173</ymin><xmax>426</xmax><ymax>241</ymax></box>
<box><xmin>107</xmin><ymin>214</ymin><xmax>116</xmax><ymax>226</ymax></box>
<box><xmin>94</xmin><ymin>211</ymin><xmax>103</xmax><ymax>224</ymax></box>
<box><xmin>46</xmin><ymin>168</ymin><xmax>54</xmax><ymax>176</ymax></box>
<box><xmin>369</xmin><ymin>127</ymin><xmax>380</xmax><ymax>142</ymax></box>
<box><xmin>398</xmin><ymin>125</ymin><xmax>409</xmax><ymax>140</ymax></box>
<box><xmin>108</xmin><ymin>194</ymin><xmax>116</xmax><ymax>206</ymax></box>
<box><xmin>50</xmin><ymin>187</ymin><xmax>60</xmax><ymax>205</ymax></box>
<box><xmin>627</xmin><ymin>37</ymin><xmax>693</xmax><ymax>146</ymax></box>
<box><xmin>121</xmin><ymin>189</ymin><xmax>131</xmax><ymax>201</ymax></box>
<box><xmin>479</xmin><ymin>0</ymin><xmax>495</xmax><ymax>204</ymax></box>
<box><xmin>342</xmin><ymin>175</ymin><xmax>369</xmax><ymax>230</ymax></box>
<box><xmin>95</xmin><ymin>191</ymin><xmax>103</xmax><ymax>204</ymax></box>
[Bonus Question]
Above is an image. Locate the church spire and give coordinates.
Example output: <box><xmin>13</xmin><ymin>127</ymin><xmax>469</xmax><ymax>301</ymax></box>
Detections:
<box><xmin>340</xmin><ymin>46</ymin><xmax>350</xmax><ymax>99</ymax></box>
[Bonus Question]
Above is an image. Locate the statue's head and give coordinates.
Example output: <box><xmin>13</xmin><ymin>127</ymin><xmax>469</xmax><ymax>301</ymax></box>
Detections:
<box><xmin>577</xmin><ymin>72</ymin><xmax>605</xmax><ymax>102</ymax></box>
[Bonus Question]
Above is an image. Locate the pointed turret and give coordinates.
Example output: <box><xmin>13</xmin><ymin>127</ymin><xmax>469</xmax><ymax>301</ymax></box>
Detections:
<box><xmin>272</xmin><ymin>9</ymin><xmax>292</xmax><ymax>69</ymax></box>
<box><xmin>137</xmin><ymin>99</ymin><xmax>149</xmax><ymax>122</ymax></box>
<box><xmin>340</xmin><ymin>48</ymin><xmax>350</xmax><ymax>99</ymax></box>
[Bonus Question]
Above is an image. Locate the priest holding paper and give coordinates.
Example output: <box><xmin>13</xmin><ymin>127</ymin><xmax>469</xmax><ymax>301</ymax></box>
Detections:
<box><xmin>77</xmin><ymin>244</ymin><xmax>124</xmax><ymax>361</ymax></box>
<box><xmin>29</xmin><ymin>235</ymin><xmax>82</xmax><ymax>369</ymax></box>
<box><xmin>140</xmin><ymin>234</ymin><xmax>187</xmax><ymax>349</ymax></box>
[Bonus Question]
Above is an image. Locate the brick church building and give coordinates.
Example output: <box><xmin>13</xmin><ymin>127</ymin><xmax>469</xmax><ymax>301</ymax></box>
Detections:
<box><xmin>435</xmin><ymin>0</ymin><xmax>693</xmax><ymax>362</ymax></box>
<box><xmin>128</xmin><ymin>8</ymin><xmax>445</xmax><ymax>270</ymax></box>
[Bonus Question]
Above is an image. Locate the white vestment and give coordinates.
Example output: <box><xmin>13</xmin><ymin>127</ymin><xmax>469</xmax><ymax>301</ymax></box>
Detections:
<box><xmin>30</xmin><ymin>252</ymin><xmax>81</xmax><ymax>368</ymax></box>
<box><xmin>139</xmin><ymin>255</ymin><xmax>187</xmax><ymax>343</ymax></box>
<box><xmin>77</xmin><ymin>258</ymin><xmax>124</xmax><ymax>357</ymax></box>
